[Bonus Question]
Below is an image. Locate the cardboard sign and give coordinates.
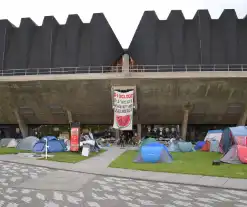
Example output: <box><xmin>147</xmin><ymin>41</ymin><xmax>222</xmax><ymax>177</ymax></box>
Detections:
<box><xmin>81</xmin><ymin>145</ymin><xmax>90</xmax><ymax>157</ymax></box>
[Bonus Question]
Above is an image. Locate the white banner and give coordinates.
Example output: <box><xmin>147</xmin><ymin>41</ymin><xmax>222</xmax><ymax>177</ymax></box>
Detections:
<box><xmin>113</xmin><ymin>90</ymin><xmax>134</xmax><ymax>130</ymax></box>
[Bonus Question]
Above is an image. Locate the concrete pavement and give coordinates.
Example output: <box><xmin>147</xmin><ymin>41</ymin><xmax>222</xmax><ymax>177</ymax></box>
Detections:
<box><xmin>0</xmin><ymin>147</ymin><xmax>247</xmax><ymax>191</ymax></box>
<box><xmin>2</xmin><ymin>162</ymin><xmax>247</xmax><ymax>206</ymax></box>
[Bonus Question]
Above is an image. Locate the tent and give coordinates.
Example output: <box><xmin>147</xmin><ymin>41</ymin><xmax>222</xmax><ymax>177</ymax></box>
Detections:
<box><xmin>139</xmin><ymin>138</ymin><xmax>157</xmax><ymax>148</ymax></box>
<box><xmin>178</xmin><ymin>142</ymin><xmax>194</xmax><ymax>152</ymax></box>
<box><xmin>168</xmin><ymin>139</ymin><xmax>180</xmax><ymax>152</ymax></box>
<box><xmin>194</xmin><ymin>141</ymin><xmax>205</xmax><ymax>150</ymax></box>
<box><xmin>168</xmin><ymin>140</ymin><xmax>194</xmax><ymax>152</ymax></box>
<box><xmin>32</xmin><ymin>136</ymin><xmax>66</xmax><ymax>153</ymax></box>
<box><xmin>201</xmin><ymin>140</ymin><xmax>210</xmax><ymax>152</ymax></box>
<box><xmin>0</xmin><ymin>138</ymin><xmax>18</xmax><ymax>148</ymax></box>
<box><xmin>219</xmin><ymin>126</ymin><xmax>247</xmax><ymax>154</ymax></box>
<box><xmin>204</xmin><ymin>130</ymin><xmax>223</xmax><ymax>142</ymax></box>
<box><xmin>16</xmin><ymin>136</ymin><xmax>39</xmax><ymax>151</ymax></box>
<box><xmin>134</xmin><ymin>142</ymin><xmax>173</xmax><ymax>163</ymax></box>
<box><xmin>220</xmin><ymin>126</ymin><xmax>247</xmax><ymax>164</ymax></box>
<box><xmin>221</xmin><ymin>145</ymin><xmax>247</xmax><ymax>164</ymax></box>
<box><xmin>210</xmin><ymin>140</ymin><xmax>220</xmax><ymax>152</ymax></box>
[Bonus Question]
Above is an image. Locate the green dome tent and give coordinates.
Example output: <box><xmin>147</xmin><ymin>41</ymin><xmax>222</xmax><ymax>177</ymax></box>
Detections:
<box><xmin>140</xmin><ymin>138</ymin><xmax>157</xmax><ymax>148</ymax></box>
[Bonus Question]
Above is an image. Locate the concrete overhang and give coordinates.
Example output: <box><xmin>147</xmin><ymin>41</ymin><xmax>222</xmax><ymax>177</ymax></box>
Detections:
<box><xmin>0</xmin><ymin>72</ymin><xmax>247</xmax><ymax>125</ymax></box>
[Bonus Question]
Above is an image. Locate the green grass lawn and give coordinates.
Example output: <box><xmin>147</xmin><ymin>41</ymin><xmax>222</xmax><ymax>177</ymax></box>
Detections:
<box><xmin>0</xmin><ymin>147</ymin><xmax>30</xmax><ymax>154</ymax></box>
<box><xmin>109</xmin><ymin>150</ymin><xmax>247</xmax><ymax>179</ymax></box>
<box><xmin>41</xmin><ymin>149</ymin><xmax>107</xmax><ymax>163</ymax></box>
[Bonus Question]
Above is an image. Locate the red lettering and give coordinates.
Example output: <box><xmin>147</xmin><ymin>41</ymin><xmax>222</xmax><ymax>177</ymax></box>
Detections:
<box><xmin>114</xmin><ymin>92</ymin><xmax>118</xmax><ymax>98</ymax></box>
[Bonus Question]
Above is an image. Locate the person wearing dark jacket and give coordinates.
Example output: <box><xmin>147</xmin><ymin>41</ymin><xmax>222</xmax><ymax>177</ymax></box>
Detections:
<box><xmin>120</xmin><ymin>133</ymin><xmax>125</xmax><ymax>148</ymax></box>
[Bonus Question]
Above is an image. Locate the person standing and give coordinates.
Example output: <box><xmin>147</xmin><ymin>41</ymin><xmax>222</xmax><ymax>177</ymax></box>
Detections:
<box><xmin>120</xmin><ymin>132</ymin><xmax>125</xmax><ymax>148</ymax></box>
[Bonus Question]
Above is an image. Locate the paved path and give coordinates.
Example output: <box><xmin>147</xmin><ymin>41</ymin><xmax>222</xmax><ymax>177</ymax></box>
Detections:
<box><xmin>1</xmin><ymin>162</ymin><xmax>247</xmax><ymax>207</ymax></box>
<box><xmin>0</xmin><ymin>147</ymin><xmax>247</xmax><ymax>191</ymax></box>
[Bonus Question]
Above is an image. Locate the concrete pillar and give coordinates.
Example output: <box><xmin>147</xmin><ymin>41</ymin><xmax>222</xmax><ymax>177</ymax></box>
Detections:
<box><xmin>66</xmin><ymin>110</ymin><xmax>73</xmax><ymax>124</ymax></box>
<box><xmin>122</xmin><ymin>54</ymin><xmax>130</xmax><ymax>74</ymax></box>
<box><xmin>13</xmin><ymin>109</ymin><xmax>28</xmax><ymax>138</ymax></box>
<box><xmin>115</xmin><ymin>129</ymin><xmax>120</xmax><ymax>139</ymax></box>
<box><xmin>238</xmin><ymin>107</ymin><xmax>247</xmax><ymax>126</ymax></box>
<box><xmin>137</xmin><ymin>124</ymin><xmax>142</xmax><ymax>138</ymax></box>
<box><xmin>181</xmin><ymin>109</ymin><xmax>189</xmax><ymax>140</ymax></box>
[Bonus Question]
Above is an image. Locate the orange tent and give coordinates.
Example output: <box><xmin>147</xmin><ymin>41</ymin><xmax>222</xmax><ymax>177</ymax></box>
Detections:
<box><xmin>201</xmin><ymin>140</ymin><xmax>210</xmax><ymax>152</ymax></box>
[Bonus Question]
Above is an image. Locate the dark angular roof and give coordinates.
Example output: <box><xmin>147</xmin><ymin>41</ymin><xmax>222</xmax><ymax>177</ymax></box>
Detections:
<box><xmin>128</xmin><ymin>9</ymin><xmax>247</xmax><ymax>65</ymax></box>
<box><xmin>0</xmin><ymin>13</ymin><xmax>124</xmax><ymax>70</ymax></box>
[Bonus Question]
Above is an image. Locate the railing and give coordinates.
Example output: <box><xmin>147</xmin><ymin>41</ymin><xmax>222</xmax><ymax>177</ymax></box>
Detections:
<box><xmin>0</xmin><ymin>66</ymin><xmax>122</xmax><ymax>76</ymax></box>
<box><xmin>129</xmin><ymin>64</ymin><xmax>247</xmax><ymax>72</ymax></box>
<box><xmin>0</xmin><ymin>64</ymin><xmax>247</xmax><ymax>76</ymax></box>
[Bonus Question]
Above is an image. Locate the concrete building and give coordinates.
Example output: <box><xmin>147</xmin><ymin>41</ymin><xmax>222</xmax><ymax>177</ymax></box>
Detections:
<box><xmin>0</xmin><ymin>9</ymin><xmax>246</xmax><ymax>139</ymax></box>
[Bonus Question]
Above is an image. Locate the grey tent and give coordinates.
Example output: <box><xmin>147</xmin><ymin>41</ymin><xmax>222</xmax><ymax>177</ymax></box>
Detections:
<box><xmin>16</xmin><ymin>136</ymin><xmax>39</xmax><ymax>151</ymax></box>
<box><xmin>0</xmin><ymin>138</ymin><xmax>18</xmax><ymax>148</ymax></box>
<box><xmin>220</xmin><ymin>145</ymin><xmax>242</xmax><ymax>164</ymax></box>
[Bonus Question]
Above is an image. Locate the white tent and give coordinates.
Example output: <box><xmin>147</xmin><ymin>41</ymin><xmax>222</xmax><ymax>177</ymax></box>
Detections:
<box><xmin>204</xmin><ymin>130</ymin><xmax>223</xmax><ymax>142</ymax></box>
<box><xmin>16</xmin><ymin>136</ymin><xmax>39</xmax><ymax>151</ymax></box>
<box><xmin>0</xmin><ymin>138</ymin><xmax>18</xmax><ymax>148</ymax></box>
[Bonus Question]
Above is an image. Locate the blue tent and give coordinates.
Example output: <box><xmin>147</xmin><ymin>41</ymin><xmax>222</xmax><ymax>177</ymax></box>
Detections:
<box><xmin>32</xmin><ymin>136</ymin><xmax>66</xmax><ymax>153</ymax></box>
<box><xmin>134</xmin><ymin>142</ymin><xmax>173</xmax><ymax>163</ymax></box>
<box><xmin>194</xmin><ymin>141</ymin><xmax>205</xmax><ymax>150</ymax></box>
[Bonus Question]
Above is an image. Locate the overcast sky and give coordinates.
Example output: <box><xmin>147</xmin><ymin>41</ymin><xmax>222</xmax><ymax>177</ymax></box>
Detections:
<box><xmin>1</xmin><ymin>0</ymin><xmax>246</xmax><ymax>48</ymax></box>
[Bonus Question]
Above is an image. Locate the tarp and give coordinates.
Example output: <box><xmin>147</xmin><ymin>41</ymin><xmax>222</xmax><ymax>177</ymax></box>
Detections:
<box><xmin>0</xmin><ymin>138</ymin><xmax>18</xmax><ymax>148</ymax></box>
<box><xmin>16</xmin><ymin>136</ymin><xmax>39</xmax><ymax>151</ymax></box>
<box><xmin>134</xmin><ymin>142</ymin><xmax>172</xmax><ymax>163</ymax></box>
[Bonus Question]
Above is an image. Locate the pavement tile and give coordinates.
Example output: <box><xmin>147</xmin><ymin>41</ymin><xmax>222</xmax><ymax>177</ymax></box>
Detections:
<box><xmin>0</xmin><ymin>147</ymin><xmax>246</xmax><ymax>191</ymax></box>
<box><xmin>195</xmin><ymin>176</ymin><xmax>229</xmax><ymax>187</ymax></box>
<box><xmin>223</xmin><ymin>179</ymin><xmax>247</xmax><ymax>191</ymax></box>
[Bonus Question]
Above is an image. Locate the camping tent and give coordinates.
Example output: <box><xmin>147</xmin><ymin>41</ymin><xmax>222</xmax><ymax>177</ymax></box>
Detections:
<box><xmin>32</xmin><ymin>136</ymin><xmax>66</xmax><ymax>153</ymax></box>
<box><xmin>210</xmin><ymin>140</ymin><xmax>220</xmax><ymax>152</ymax></box>
<box><xmin>168</xmin><ymin>140</ymin><xmax>194</xmax><ymax>152</ymax></box>
<box><xmin>16</xmin><ymin>136</ymin><xmax>39</xmax><ymax>151</ymax></box>
<box><xmin>178</xmin><ymin>142</ymin><xmax>194</xmax><ymax>152</ymax></box>
<box><xmin>134</xmin><ymin>142</ymin><xmax>173</xmax><ymax>163</ymax></box>
<box><xmin>0</xmin><ymin>138</ymin><xmax>18</xmax><ymax>148</ymax></box>
<box><xmin>139</xmin><ymin>138</ymin><xmax>157</xmax><ymax>148</ymax></box>
<box><xmin>220</xmin><ymin>126</ymin><xmax>247</xmax><ymax>164</ymax></box>
<box><xmin>168</xmin><ymin>139</ymin><xmax>180</xmax><ymax>152</ymax></box>
<box><xmin>204</xmin><ymin>130</ymin><xmax>223</xmax><ymax>142</ymax></box>
<box><xmin>219</xmin><ymin>126</ymin><xmax>247</xmax><ymax>154</ymax></box>
<box><xmin>221</xmin><ymin>145</ymin><xmax>247</xmax><ymax>164</ymax></box>
<box><xmin>194</xmin><ymin>141</ymin><xmax>205</xmax><ymax>150</ymax></box>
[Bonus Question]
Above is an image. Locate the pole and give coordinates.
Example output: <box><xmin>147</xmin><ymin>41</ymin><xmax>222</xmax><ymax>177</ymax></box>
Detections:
<box><xmin>45</xmin><ymin>138</ymin><xmax>48</xmax><ymax>159</ymax></box>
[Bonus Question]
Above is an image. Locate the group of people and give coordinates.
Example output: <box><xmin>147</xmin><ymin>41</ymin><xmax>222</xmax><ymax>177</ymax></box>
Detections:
<box><xmin>119</xmin><ymin>131</ymin><xmax>140</xmax><ymax>148</ymax></box>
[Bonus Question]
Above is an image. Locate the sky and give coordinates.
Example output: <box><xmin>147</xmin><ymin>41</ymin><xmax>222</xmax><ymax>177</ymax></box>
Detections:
<box><xmin>0</xmin><ymin>0</ymin><xmax>246</xmax><ymax>48</ymax></box>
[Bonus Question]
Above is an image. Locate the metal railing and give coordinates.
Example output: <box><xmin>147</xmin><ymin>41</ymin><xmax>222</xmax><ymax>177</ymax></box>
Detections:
<box><xmin>129</xmin><ymin>64</ymin><xmax>247</xmax><ymax>72</ymax></box>
<box><xmin>0</xmin><ymin>64</ymin><xmax>247</xmax><ymax>76</ymax></box>
<box><xmin>0</xmin><ymin>66</ymin><xmax>122</xmax><ymax>76</ymax></box>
